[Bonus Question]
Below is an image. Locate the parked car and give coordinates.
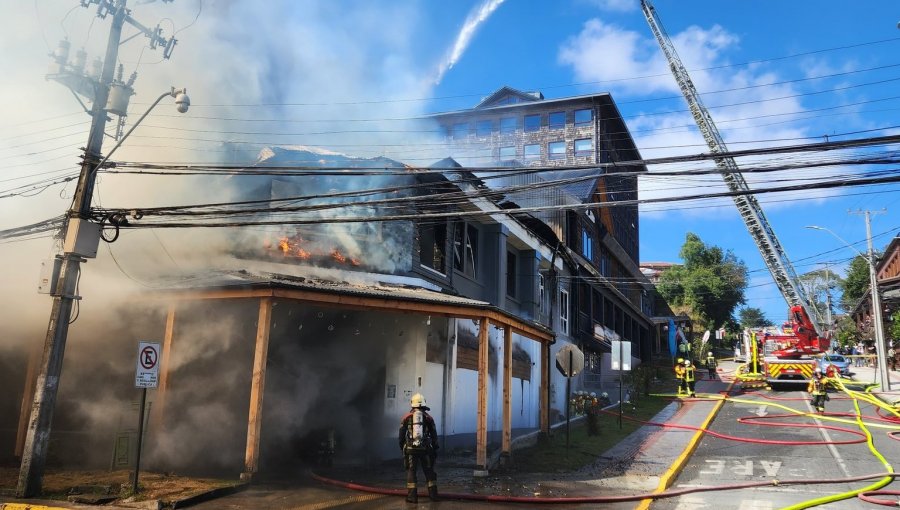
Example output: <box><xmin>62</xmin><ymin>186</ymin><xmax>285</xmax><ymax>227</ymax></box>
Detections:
<box><xmin>817</xmin><ymin>354</ymin><xmax>851</xmax><ymax>376</ymax></box>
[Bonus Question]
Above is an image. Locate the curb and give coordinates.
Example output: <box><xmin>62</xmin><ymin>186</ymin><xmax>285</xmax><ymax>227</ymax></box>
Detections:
<box><xmin>634</xmin><ymin>378</ymin><xmax>738</xmax><ymax>510</ymax></box>
<box><xmin>1</xmin><ymin>504</ymin><xmax>70</xmax><ymax>510</ymax></box>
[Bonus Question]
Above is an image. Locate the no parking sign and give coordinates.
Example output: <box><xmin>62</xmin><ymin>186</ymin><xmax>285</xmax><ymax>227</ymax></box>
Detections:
<box><xmin>135</xmin><ymin>341</ymin><xmax>160</xmax><ymax>388</ymax></box>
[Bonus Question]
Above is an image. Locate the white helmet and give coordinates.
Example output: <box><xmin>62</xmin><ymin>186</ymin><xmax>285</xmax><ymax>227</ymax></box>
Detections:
<box><xmin>601</xmin><ymin>392</ymin><xmax>609</xmax><ymax>399</ymax></box>
<box><xmin>590</xmin><ymin>392</ymin><xmax>597</xmax><ymax>398</ymax></box>
<box><xmin>410</xmin><ymin>393</ymin><xmax>428</xmax><ymax>409</ymax></box>
<box><xmin>685</xmin><ymin>360</ymin><xmax>691</xmax><ymax>366</ymax></box>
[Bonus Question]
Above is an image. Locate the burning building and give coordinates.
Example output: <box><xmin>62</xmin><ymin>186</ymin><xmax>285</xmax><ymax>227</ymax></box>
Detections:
<box><xmin>7</xmin><ymin>87</ymin><xmax>673</xmax><ymax>481</ymax></box>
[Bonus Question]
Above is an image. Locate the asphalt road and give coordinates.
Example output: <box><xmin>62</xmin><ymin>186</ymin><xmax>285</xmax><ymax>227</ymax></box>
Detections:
<box><xmin>652</xmin><ymin>385</ymin><xmax>900</xmax><ymax>509</ymax></box>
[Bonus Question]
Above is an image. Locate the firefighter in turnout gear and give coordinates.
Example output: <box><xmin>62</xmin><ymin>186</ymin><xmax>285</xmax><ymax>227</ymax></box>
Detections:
<box><xmin>674</xmin><ymin>358</ymin><xmax>686</xmax><ymax>395</ymax></box>
<box><xmin>684</xmin><ymin>360</ymin><xmax>696</xmax><ymax>397</ymax></box>
<box><xmin>706</xmin><ymin>351</ymin><xmax>717</xmax><ymax>380</ymax></box>
<box><xmin>808</xmin><ymin>367</ymin><xmax>828</xmax><ymax>414</ymax></box>
<box><xmin>399</xmin><ymin>393</ymin><xmax>439</xmax><ymax>503</ymax></box>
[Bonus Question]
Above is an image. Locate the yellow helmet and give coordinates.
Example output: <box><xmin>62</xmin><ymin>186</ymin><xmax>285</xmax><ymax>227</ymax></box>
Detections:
<box><xmin>410</xmin><ymin>393</ymin><xmax>428</xmax><ymax>409</ymax></box>
<box><xmin>677</xmin><ymin>358</ymin><xmax>684</xmax><ymax>364</ymax></box>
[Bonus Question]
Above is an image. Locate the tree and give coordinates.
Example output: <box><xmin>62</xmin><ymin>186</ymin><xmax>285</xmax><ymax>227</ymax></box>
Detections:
<box><xmin>737</xmin><ymin>307</ymin><xmax>772</xmax><ymax>329</ymax></box>
<box><xmin>834</xmin><ymin>315</ymin><xmax>860</xmax><ymax>348</ymax></box>
<box><xmin>839</xmin><ymin>256</ymin><xmax>871</xmax><ymax>312</ymax></box>
<box><xmin>798</xmin><ymin>268</ymin><xmax>841</xmax><ymax>325</ymax></box>
<box><xmin>658</xmin><ymin>233</ymin><xmax>749</xmax><ymax>331</ymax></box>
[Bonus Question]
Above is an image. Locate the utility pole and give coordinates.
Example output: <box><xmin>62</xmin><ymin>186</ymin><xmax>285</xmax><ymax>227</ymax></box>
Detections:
<box><xmin>851</xmin><ymin>209</ymin><xmax>890</xmax><ymax>392</ymax></box>
<box><xmin>824</xmin><ymin>264</ymin><xmax>833</xmax><ymax>344</ymax></box>
<box><xmin>17</xmin><ymin>0</ymin><xmax>176</xmax><ymax>497</ymax></box>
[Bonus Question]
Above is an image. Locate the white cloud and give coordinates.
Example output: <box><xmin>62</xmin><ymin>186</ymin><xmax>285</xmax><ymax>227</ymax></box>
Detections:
<box><xmin>558</xmin><ymin>17</ymin><xmax>850</xmax><ymax>220</ymax></box>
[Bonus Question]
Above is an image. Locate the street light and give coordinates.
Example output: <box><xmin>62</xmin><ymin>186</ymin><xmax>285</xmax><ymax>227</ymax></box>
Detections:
<box><xmin>805</xmin><ymin>225</ymin><xmax>890</xmax><ymax>391</ymax></box>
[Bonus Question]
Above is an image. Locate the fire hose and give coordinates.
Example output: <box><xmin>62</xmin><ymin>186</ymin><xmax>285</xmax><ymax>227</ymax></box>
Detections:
<box><xmin>311</xmin><ymin>376</ymin><xmax>900</xmax><ymax>507</ymax></box>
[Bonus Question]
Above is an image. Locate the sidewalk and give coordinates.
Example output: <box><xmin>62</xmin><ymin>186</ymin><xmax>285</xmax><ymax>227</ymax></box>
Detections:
<box><xmin>312</xmin><ymin>365</ymin><xmax>736</xmax><ymax>502</ymax></box>
<box><xmin>846</xmin><ymin>363</ymin><xmax>900</xmax><ymax>405</ymax></box>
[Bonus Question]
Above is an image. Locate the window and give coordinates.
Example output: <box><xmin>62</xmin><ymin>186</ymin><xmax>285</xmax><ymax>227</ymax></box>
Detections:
<box><xmin>524</xmin><ymin>114</ymin><xmax>541</xmax><ymax>132</ymax></box>
<box><xmin>539</xmin><ymin>273</ymin><xmax>547</xmax><ymax>316</ymax></box>
<box><xmin>452</xmin><ymin>122</ymin><xmax>469</xmax><ymax>138</ymax></box>
<box><xmin>506</xmin><ymin>251</ymin><xmax>517</xmax><ymax>298</ymax></box>
<box><xmin>549</xmin><ymin>141</ymin><xmax>566</xmax><ymax>159</ymax></box>
<box><xmin>524</xmin><ymin>143</ymin><xmax>540</xmax><ymax>159</ymax></box>
<box><xmin>499</xmin><ymin>146</ymin><xmax>516</xmax><ymax>161</ymax></box>
<box><xmin>574</xmin><ymin>108</ymin><xmax>593</xmax><ymax>126</ymax></box>
<box><xmin>418</xmin><ymin>223</ymin><xmax>447</xmax><ymax>274</ymax></box>
<box><xmin>549</xmin><ymin>111</ymin><xmax>566</xmax><ymax>130</ymax></box>
<box><xmin>475</xmin><ymin>119</ymin><xmax>493</xmax><ymax>137</ymax></box>
<box><xmin>500</xmin><ymin>117</ymin><xmax>517</xmax><ymax>134</ymax></box>
<box><xmin>560</xmin><ymin>289</ymin><xmax>569</xmax><ymax>335</ymax></box>
<box><xmin>582</xmin><ymin>229</ymin><xmax>593</xmax><ymax>261</ymax></box>
<box><xmin>575</xmin><ymin>138</ymin><xmax>593</xmax><ymax>155</ymax></box>
<box><xmin>453</xmin><ymin>222</ymin><xmax>478</xmax><ymax>278</ymax></box>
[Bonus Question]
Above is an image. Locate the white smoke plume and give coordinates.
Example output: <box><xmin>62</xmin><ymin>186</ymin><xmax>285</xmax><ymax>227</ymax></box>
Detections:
<box><xmin>433</xmin><ymin>0</ymin><xmax>506</xmax><ymax>84</ymax></box>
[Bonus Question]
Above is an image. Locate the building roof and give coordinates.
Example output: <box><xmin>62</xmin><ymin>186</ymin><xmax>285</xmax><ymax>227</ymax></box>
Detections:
<box><xmin>149</xmin><ymin>269</ymin><xmax>555</xmax><ymax>342</ymax></box>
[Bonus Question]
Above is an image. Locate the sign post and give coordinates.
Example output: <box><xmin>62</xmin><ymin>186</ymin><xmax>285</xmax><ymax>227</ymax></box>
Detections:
<box><xmin>555</xmin><ymin>344</ymin><xmax>584</xmax><ymax>456</ymax></box>
<box><xmin>611</xmin><ymin>340</ymin><xmax>632</xmax><ymax>429</ymax></box>
<box><xmin>133</xmin><ymin>341</ymin><xmax>160</xmax><ymax>494</ymax></box>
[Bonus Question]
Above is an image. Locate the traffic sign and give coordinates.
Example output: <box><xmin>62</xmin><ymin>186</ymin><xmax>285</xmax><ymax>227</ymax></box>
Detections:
<box><xmin>611</xmin><ymin>340</ymin><xmax>632</xmax><ymax>371</ymax></box>
<box><xmin>135</xmin><ymin>341</ymin><xmax>160</xmax><ymax>388</ymax></box>
<box><xmin>555</xmin><ymin>344</ymin><xmax>584</xmax><ymax>377</ymax></box>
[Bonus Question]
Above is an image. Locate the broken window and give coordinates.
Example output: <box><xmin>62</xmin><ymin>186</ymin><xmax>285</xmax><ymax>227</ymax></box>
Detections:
<box><xmin>453</xmin><ymin>222</ymin><xmax>479</xmax><ymax>278</ymax></box>
<box><xmin>418</xmin><ymin>222</ymin><xmax>447</xmax><ymax>274</ymax></box>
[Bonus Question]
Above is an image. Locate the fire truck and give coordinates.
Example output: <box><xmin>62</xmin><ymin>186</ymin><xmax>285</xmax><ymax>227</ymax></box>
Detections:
<box><xmin>641</xmin><ymin>1</ymin><xmax>828</xmax><ymax>388</ymax></box>
<box><xmin>760</xmin><ymin>306</ymin><xmax>825</xmax><ymax>386</ymax></box>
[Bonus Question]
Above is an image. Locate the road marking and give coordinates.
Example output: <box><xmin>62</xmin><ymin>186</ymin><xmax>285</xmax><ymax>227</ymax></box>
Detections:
<box><xmin>805</xmin><ymin>398</ymin><xmax>852</xmax><ymax>477</ymax></box>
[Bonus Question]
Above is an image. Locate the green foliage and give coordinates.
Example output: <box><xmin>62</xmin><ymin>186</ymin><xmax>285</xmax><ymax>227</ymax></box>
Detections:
<box><xmin>834</xmin><ymin>315</ymin><xmax>859</xmax><ymax>346</ymax></box>
<box><xmin>658</xmin><ymin>233</ymin><xmax>749</xmax><ymax>330</ymax></box>
<box><xmin>891</xmin><ymin>310</ymin><xmax>900</xmax><ymax>341</ymax></box>
<box><xmin>507</xmin><ymin>396</ymin><xmax>670</xmax><ymax>473</ymax></box>
<box><xmin>738</xmin><ymin>307</ymin><xmax>773</xmax><ymax>329</ymax></box>
<box><xmin>840</xmin><ymin>256</ymin><xmax>871</xmax><ymax>311</ymax></box>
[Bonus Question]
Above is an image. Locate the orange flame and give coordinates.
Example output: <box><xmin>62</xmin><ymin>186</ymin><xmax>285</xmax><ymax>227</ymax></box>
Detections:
<box><xmin>331</xmin><ymin>249</ymin><xmax>346</xmax><ymax>263</ymax></box>
<box><xmin>278</xmin><ymin>238</ymin><xmax>290</xmax><ymax>255</ymax></box>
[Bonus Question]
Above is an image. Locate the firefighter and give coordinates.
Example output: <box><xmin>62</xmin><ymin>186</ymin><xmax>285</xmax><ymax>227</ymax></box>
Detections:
<box><xmin>674</xmin><ymin>358</ymin><xmax>686</xmax><ymax>395</ymax></box>
<box><xmin>684</xmin><ymin>360</ymin><xmax>696</xmax><ymax>397</ymax></box>
<box><xmin>706</xmin><ymin>351</ymin><xmax>717</xmax><ymax>380</ymax></box>
<box><xmin>399</xmin><ymin>393</ymin><xmax>439</xmax><ymax>503</ymax></box>
<box><xmin>808</xmin><ymin>367</ymin><xmax>827</xmax><ymax>414</ymax></box>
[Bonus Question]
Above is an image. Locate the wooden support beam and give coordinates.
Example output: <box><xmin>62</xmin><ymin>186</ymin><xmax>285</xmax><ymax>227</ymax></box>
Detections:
<box><xmin>501</xmin><ymin>326</ymin><xmax>512</xmax><ymax>459</ymax></box>
<box><xmin>540</xmin><ymin>341</ymin><xmax>549</xmax><ymax>434</ymax></box>
<box><xmin>14</xmin><ymin>344</ymin><xmax>41</xmax><ymax>458</ymax></box>
<box><xmin>241</xmin><ymin>297</ymin><xmax>272</xmax><ymax>480</ymax></box>
<box><xmin>147</xmin><ymin>287</ymin><xmax>553</xmax><ymax>343</ymax></box>
<box><xmin>475</xmin><ymin>318</ymin><xmax>489</xmax><ymax>476</ymax></box>
<box><xmin>150</xmin><ymin>303</ymin><xmax>176</xmax><ymax>433</ymax></box>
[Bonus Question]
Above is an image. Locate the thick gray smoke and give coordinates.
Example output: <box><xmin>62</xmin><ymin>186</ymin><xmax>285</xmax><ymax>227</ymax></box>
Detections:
<box><xmin>0</xmin><ymin>0</ymin><xmax>495</xmax><ymax>476</ymax></box>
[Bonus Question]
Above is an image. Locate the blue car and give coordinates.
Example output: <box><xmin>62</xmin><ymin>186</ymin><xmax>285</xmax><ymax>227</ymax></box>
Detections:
<box><xmin>817</xmin><ymin>354</ymin><xmax>851</xmax><ymax>376</ymax></box>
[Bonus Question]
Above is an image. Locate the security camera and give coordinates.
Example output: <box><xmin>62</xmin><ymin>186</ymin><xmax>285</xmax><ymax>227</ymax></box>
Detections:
<box><xmin>175</xmin><ymin>91</ymin><xmax>190</xmax><ymax>113</ymax></box>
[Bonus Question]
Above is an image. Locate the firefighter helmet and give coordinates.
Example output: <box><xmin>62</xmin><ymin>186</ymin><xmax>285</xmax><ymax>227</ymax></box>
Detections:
<box><xmin>685</xmin><ymin>360</ymin><xmax>691</xmax><ymax>366</ymax></box>
<box><xmin>590</xmin><ymin>392</ymin><xmax>596</xmax><ymax>398</ymax></box>
<box><xmin>814</xmin><ymin>367</ymin><xmax>823</xmax><ymax>376</ymax></box>
<box><xmin>677</xmin><ymin>358</ymin><xmax>684</xmax><ymax>364</ymax></box>
<box><xmin>410</xmin><ymin>393</ymin><xmax>428</xmax><ymax>409</ymax></box>
<box><xmin>601</xmin><ymin>392</ymin><xmax>609</xmax><ymax>399</ymax></box>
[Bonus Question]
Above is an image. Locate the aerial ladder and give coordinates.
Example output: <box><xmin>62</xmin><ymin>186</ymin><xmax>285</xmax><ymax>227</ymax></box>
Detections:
<box><xmin>640</xmin><ymin>1</ymin><xmax>826</xmax><ymax>362</ymax></box>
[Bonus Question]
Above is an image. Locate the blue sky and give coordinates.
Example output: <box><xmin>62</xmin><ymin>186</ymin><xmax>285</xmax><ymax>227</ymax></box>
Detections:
<box><xmin>1</xmin><ymin>0</ymin><xmax>898</xmax><ymax>330</ymax></box>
